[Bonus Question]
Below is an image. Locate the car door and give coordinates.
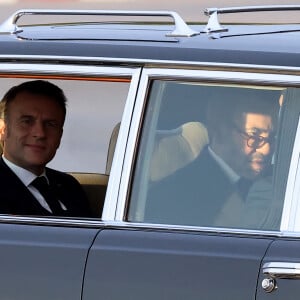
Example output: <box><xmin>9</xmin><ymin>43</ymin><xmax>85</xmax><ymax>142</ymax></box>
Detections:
<box><xmin>256</xmin><ymin>89</ymin><xmax>300</xmax><ymax>299</ymax></box>
<box><xmin>83</xmin><ymin>68</ymin><xmax>299</xmax><ymax>299</ymax></box>
<box><xmin>0</xmin><ymin>62</ymin><xmax>140</xmax><ymax>299</ymax></box>
<box><xmin>0</xmin><ymin>222</ymin><xmax>99</xmax><ymax>300</ymax></box>
<box><xmin>84</xmin><ymin>229</ymin><xmax>272</xmax><ymax>300</ymax></box>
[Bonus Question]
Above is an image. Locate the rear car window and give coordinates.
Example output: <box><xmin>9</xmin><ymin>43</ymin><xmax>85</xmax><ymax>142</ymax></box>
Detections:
<box><xmin>128</xmin><ymin>80</ymin><xmax>298</xmax><ymax>231</ymax></box>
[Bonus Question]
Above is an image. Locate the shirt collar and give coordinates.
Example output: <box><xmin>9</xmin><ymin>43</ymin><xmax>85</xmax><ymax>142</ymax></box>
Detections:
<box><xmin>2</xmin><ymin>155</ymin><xmax>47</xmax><ymax>187</ymax></box>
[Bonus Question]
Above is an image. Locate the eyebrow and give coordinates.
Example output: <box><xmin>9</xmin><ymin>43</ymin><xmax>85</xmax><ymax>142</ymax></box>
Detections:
<box><xmin>246</xmin><ymin>127</ymin><xmax>262</xmax><ymax>132</ymax></box>
<box><xmin>19</xmin><ymin>114</ymin><xmax>34</xmax><ymax>118</ymax></box>
<box><xmin>245</xmin><ymin>127</ymin><xmax>275</xmax><ymax>136</ymax></box>
<box><xmin>18</xmin><ymin>114</ymin><xmax>62</xmax><ymax>123</ymax></box>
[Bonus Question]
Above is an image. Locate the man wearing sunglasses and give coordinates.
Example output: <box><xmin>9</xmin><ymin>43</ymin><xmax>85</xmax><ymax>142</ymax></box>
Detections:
<box><xmin>206</xmin><ymin>88</ymin><xmax>278</xmax><ymax>184</ymax></box>
<box><xmin>145</xmin><ymin>87</ymin><xmax>280</xmax><ymax>228</ymax></box>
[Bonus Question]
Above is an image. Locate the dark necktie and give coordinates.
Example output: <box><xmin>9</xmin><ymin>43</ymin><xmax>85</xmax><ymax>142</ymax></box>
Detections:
<box><xmin>31</xmin><ymin>176</ymin><xmax>63</xmax><ymax>214</ymax></box>
<box><xmin>236</xmin><ymin>177</ymin><xmax>253</xmax><ymax>200</ymax></box>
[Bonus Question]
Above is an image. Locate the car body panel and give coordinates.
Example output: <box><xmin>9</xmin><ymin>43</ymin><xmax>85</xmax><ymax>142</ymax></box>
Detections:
<box><xmin>257</xmin><ymin>239</ymin><xmax>300</xmax><ymax>299</ymax></box>
<box><xmin>0</xmin><ymin>23</ymin><xmax>300</xmax><ymax>67</ymax></box>
<box><xmin>0</xmin><ymin>221</ymin><xmax>99</xmax><ymax>300</ymax></box>
<box><xmin>83</xmin><ymin>228</ymin><xmax>272</xmax><ymax>300</ymax></box>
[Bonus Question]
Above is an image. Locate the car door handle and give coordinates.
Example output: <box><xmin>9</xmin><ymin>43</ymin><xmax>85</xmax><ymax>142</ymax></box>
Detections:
<box><xmin>263</xmin><ymin>262</ymin><xmax>300</xmax><ymax>279</ymax></box>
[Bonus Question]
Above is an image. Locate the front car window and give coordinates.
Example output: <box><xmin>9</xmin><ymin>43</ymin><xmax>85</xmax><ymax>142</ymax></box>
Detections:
<box><xmin>0</xmin><ymin>70</ymin><xmax>133</xmax><ymax>219</ymax></box>
<box><xmin>128</xmin><ymin>80</ymin><xmax>298</xmax><ymax>231</ymax></box>
<box><xmin>0</xmin><ymin>77</ymin><xmax>129</xmax><ymax>174</ymax></box>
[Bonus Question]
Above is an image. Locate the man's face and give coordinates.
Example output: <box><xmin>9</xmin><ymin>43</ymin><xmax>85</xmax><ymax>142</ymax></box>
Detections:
<box><xmin>218</xmin><ymin>112</ymin><xmax>275</xmax><ymax>180</ymax></box>
<box><xmin>1</xmin><ymin>91</ymin><xmax>64</xmax><ymax>175</ymax></box>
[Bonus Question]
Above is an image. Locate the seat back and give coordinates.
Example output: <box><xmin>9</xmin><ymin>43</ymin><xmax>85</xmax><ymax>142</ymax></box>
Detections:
<box><xmin>67</xmin><ymin>123</ymin><xmax>121</xmax><ymax>217</ymax></box>
<box><xmin>106</xmin><ymin>122</ymin><xmax>120</xmax><ymax>174</ymax></box>
<box><xmin>69</xmin><ymin>172</ymin><xmax>108</xmax><ymax>217</ymax></box>
<box><xmin>151</xmin><ymin>121</ymin><xmax>209</xmax><ymax>181</ymax></box>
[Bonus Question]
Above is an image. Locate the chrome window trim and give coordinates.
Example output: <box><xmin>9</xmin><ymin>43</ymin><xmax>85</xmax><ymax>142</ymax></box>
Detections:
<box><xmin>0</xmin><ymin>215</ymin><xmax>107</xmax><ymax>228</ymax></box>
<box><xmin>123</xmin><ymin>68</ymin><xmax>300</xmax><ymax>85</ymax></box>
<box><xmin>106</xmin><ymin>221</ymin><xmax>284</xmax><ymax>237</ymax></box>
<box><xmin>281</xmin><ymin>116</ymin><xmax>300</xmax><ymax>232</ymax></box>
<box><xmin>114</xmin><ymin>67</ymin><xmax>300</xmax><ymax>235</ymax></box>
<box><xmin>0</xmin><ymin>214</ymin><xmax>296</xmax><ymax>238</ymax></box>
<box><xmin>1</xmin><ymin>55</ymin><xmax>300</xmax><ymax>74</ymax></box>
<box><xmin>112</xmin><ymin>68</ymin><xmax>151</xmax><ymax>221</ymax></box>
<box><xmin>0</xmin><ymin>215</ymin><xmax>285</xmax><ymax>237</ymax></box>
<box><xmin>0</xmin><ymin>63</ymin><xmax>141</xmax><ymax>227</ymax></box>
<box><xmin>0</xmin><ymin>62</ymin><xmax>138</xmax><ymax>77</ymax></box>
<box><xmin>102</xmin><ymin>68</ymin><xmax>142</xmax><ymax>220</ymax></box>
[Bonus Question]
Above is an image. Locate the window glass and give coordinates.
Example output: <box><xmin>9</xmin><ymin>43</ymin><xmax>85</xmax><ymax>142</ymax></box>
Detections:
<box><xmin>50</xmin><ymin>79</ymin><xmax>128</xmax><ymax>174</ymax></box>
<box><xmin>0</xmin><ymin>78</ymin><xmax>129</xmax><ymax>174</ymax></box>
<box><xmin>0</xmin><ymin>76</ymin><xmax>130</xmax><ymax>218</ymax></box>
<box><xmin>128</xmin><ymin>80</ymin><xmax>296</xmax><ymax>231</ymax></box>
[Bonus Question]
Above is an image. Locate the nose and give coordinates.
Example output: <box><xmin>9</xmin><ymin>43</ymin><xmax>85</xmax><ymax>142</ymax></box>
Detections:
<box><xmin>31</xmin><ymin>121</ymin><xmax>46</xmax><ymax>138</ymax></box>
<box><xmin>256</xmin><ymin>141</ymin><xmax>271</xmax><ymax>155</ymax></box>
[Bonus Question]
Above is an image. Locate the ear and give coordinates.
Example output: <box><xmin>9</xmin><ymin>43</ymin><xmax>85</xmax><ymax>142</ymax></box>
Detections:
<box><xmin>0</xmin><ymin>119</ymin><xmax>5</xmax><ymax>142</ymax></box>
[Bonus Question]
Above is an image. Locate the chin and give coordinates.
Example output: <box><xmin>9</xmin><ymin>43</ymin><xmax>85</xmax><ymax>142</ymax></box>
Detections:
<box><xmin>27</xmin><ymin>159</ymin><xmax>48</xmax><ymax>168</ymax></box>
<box><xmin>252</xmin><ymin>171</ymin><xmax>264</xmax><ymax>180</ymax></box>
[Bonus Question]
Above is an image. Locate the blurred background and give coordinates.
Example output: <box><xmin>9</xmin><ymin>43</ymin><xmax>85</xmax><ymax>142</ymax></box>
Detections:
<box><xmin>0</xmin><ymin>0</ymin><xmax>300</xmax><ymax>24</ymax></box>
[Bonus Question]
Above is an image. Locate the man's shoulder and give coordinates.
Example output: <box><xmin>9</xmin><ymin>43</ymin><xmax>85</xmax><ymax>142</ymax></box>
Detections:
<box><xmin>175</xmin><ymin>147</ymin><xmax>217</xmax><ymax>177</ymax></box>
<box><xmin>45</xmin><ymin>167</ymin><xmax>78</xmax><ymax>185</ymax></box>
<box><xmin>153</xmin><ymin>147</ymin><xmax>213</xmax><ymax>188</ymax></box>
<box><xmin>0</xmin><ymin>158</ymin><xmax>16</xmax><ymax>179</ymax></box>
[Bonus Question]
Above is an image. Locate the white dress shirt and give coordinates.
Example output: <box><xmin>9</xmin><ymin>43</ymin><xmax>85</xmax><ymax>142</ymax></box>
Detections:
<box><xmin>2</xmin><ymin>155</ymin><xmax>66</xmax><ymax>212</ymax></box>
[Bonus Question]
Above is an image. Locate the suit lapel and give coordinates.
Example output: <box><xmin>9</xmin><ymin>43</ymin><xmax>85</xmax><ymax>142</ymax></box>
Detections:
<box><xmin>45</xmin><ymin>169</ymin><xmax>70</xmax><ymax>216</ymax></box>
<box><xmin>0</xmin><ymin>158</ymin><xmax>50</xmax><ymax>215</ymax></box>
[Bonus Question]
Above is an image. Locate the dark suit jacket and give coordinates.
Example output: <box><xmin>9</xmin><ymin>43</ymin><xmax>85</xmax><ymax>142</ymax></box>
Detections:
<box><xmin>0</xmin><ymin>158</ymin><xmax>91</xmax><ymax>217</ymax></box>
<box><xmin>144</xmin><ymin>147</ymin><xmax>236</xmax><ymax>226</ymax></box>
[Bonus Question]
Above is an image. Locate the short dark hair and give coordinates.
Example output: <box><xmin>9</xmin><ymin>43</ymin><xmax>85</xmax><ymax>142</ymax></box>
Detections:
<box><xmin>206</xmin><ymin>87</ymin><xmax>280</xmax><ymax>138</ymax></box>
<box><xmin>1</xmin><ymin>80</ymin><xmax>67</xmax><ymax>122</ymax></box>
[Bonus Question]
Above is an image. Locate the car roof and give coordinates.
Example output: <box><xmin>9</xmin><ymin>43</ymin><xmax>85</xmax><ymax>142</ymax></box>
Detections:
<box><xmin>0</xmin><ymin>7</ymin><xmax>300</xmax><ymax>68</ymax></box>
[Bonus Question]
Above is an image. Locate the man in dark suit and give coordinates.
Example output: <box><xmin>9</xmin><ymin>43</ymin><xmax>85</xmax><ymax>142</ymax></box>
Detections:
<box><xmin>145</xmin><ymin>87</ymin><xmax>279</xmax><ymax>227</ymax></box>
<box><xmin>0</xmin><ymin>80</ymin><xmax>91</xmax><ymax>217</ymax></box>
<box><xmin>145</xmin><ymin>146</ymin><xmax>236</xmax><ymax>226</ymax></box>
